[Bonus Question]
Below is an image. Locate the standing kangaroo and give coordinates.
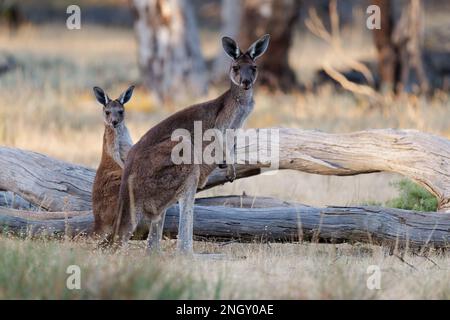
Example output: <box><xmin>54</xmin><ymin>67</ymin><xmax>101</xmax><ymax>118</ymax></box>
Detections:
<box><xmin>92</xmin><ymin>86</ymin><xmax>134</xmax><ymax>239</ymax></box>
<box><xmin>112</xmin><ymin>35</ymin><xmax>270</xmax><ymax>253</ymax></box>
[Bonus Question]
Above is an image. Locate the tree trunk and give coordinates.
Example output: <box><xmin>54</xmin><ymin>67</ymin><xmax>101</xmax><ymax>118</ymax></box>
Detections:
<box><xmin>372</xmin><ymin>0</ymin><xmax>398</xmax><ymax>93</ymax></box>
<box><xmin>2</xmin><ymin>128</ymin><xmax>450</xmax><ymax>211</ymax></box>
<box><xmin>131</xmin><ymin>0</ymin><xmax>208</xmax><ymax>104</ymax></box>
<box><xmin>1</xmin><ymin>196</ymin><xmax>449</xmax><ymax>249</ymax></box>
<box><xmin>211</xmin><ymin>0</ymin><xmax>242</xmax><ymax>82</ymax></box>
<box><xmin>0</xmin><ymin>2</ymin><xmax>24</xmax><ymax>35</ymax></box>
<box><xmin>224</xmin><ymin>0</ymin><xmax>301</xmax><ymax>91</ymax></box>
<box><xmin>392</xmin><ymin>0</ymin><xmax>429</xmax><ymax>93</ymax></box>
<box><xmin>372</xmin><ymin>0</ymin><xmax>428</xmax><ymax>94</ymax></box>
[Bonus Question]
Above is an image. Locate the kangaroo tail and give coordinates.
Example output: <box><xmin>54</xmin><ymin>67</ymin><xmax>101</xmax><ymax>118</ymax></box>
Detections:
<box><xmin>108</xmin><ymin>173</ymin><xmax>133</xmax><ymax>247</ymax></box>
<box><xmin>109</xmin><ymin>193</ymin><xmax>126</xmax><ymax>246</ymax></box>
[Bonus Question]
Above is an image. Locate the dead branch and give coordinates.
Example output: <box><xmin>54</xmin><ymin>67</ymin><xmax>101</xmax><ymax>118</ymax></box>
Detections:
<box><xmin>0</xmin><ymin>196</ymin><xmax>448</xmax><ymax>249</ymax></box>
<box><xmin>305</xmin><ymin>1</ymin><xmax>380</xmax><ymax>99</ymax></box>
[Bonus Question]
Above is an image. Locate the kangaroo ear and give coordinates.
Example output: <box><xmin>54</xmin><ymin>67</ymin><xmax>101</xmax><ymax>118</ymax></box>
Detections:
<box><xmin>222</xmin><ymin>36</ymin><xmax>241</xmax><ymax>60</ymax></box>
<box><xmin>118</xmin><ymin>85</ymin><xmax>135</xmax><ymax>105</ymax></box>
<box><xmin>93</xmin><ymin>86</ymin><xmax>110</xmax><ymax>106</ymax></box>
<box><xmin>246</xmin><ymin>34</ymin><xmax>270</xmax><ymax>60</ymax></box>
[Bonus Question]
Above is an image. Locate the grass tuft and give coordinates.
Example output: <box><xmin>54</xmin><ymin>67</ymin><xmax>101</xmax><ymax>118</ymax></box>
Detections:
<box><xmin>386</xmin><ymin>179</ymin><xmax>438</xmax><ymax>212</ymax></box>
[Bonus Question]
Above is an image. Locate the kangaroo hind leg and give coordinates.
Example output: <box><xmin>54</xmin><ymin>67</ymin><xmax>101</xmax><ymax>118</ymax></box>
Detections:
<box><xmin>147</xmin><ymin>210</ymin><xmax>167</xmax><ymax>254</ymax></box>
<box><xmin>177</xmin><ymin>172</ymin><xmax>199</xmax><ymax>255</ymax></box>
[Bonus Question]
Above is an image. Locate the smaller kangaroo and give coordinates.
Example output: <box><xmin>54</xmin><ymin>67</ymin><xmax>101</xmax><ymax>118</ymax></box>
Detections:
<box><xmin>92</xmin><ymin>86</ymin><xmax>134</xmax><ymax>239</ymax></box>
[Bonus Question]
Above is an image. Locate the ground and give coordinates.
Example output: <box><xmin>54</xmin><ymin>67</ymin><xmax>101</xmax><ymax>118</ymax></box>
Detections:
<box><xmin>0</xmin><ymin>237</ymin><xmax>448</xmax><ymax>299</ymax></box>
<box><xmin>0</xmin><ymin>3</ymin><xmax>449</xmax><ymax>299</ymax></box>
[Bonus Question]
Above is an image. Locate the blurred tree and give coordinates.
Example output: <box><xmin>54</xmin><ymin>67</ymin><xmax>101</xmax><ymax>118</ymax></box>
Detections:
<box><xmin>211</xmin><ymin>0</ymin><xmax>242</xmax><ymax>82</ymax></box>
<box><xmin>372</xmin><ymin>0</ymin><xmax>397</xmax><ymax>93</ymax></box>
<box><xmin>373</xmin><ymin>0</ymin><xmax>428</xmax><ymax>94</ymax></box>
<box><xmin>0</xmin><ymin>0</ymin><xmax>24</xmax><ymax>35</ymax></box>
<box><xmin>130</xmin><ymin>0</ymin><xmax>208</xmax><ymax>105</ymax></box>
<box><xmin>214</xmin><ymin>0</ymin><xmax>301</xmax><ymax>92</ymax></box>
<box><xmin>392</xmin><ymin>0</ymin><xmax>429</xmax><ymax>93</ymax></box>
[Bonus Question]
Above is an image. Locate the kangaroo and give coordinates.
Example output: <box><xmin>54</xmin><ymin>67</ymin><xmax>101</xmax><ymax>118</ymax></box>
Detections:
<box><xmin>92</xmin><ymin>85</ymin><xmax>134</xmax><ymax>239</ymax></box>
<box><xmin>111</xmin><ymin>35</ymin><xmax>270</xmax><ymax>254</ymax></box>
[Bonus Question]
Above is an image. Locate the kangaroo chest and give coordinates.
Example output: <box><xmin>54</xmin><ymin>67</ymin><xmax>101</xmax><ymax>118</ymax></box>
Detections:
<box><xmin>231</xmin><ymin>101</ymin><xmax>254</xmax><ymax>129</ymax></box>
<box><xmin>117</xmin><ymin>128</ymin><xmax>132</xmax><ymax>162</ymax></box>
<box><xmin>217</xmin><ymin>98</ymin><xmax>254</xmax><ymax>132</ymax></box>
<box><xmin>106</xmin><ymin>125</ymin><xmax>133</xmax><ymax>167</ymax></box>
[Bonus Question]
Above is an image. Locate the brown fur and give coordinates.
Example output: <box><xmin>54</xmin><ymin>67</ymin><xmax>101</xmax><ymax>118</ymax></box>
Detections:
<box><xmin>92</xmin><ymin>126</ymin><xmax>127</xmax><ymax>236</ymax></box>
<box><xmin>113</xmin><ymin>83</ymin><xmax>254</xmax><ymax>242</ymax></box>
<box><xmin>112</xmin><ymin>36</ymin><xmax>270</xmax><ymax>250</ymax></box>
<box><xmin>91</xmin><ymin>86</ymin><xmax>134</xmax><ymax>239</ymax></box>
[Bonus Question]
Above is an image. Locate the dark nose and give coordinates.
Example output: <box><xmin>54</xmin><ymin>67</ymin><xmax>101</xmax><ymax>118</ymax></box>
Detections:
<box><xmin>112</xmin><ymin>120</ymin><xmax>118</xmax><ymax>126</ymax></box>
<box><xmin>242</xmin><ymin>79</ymin><xmax>251</xmax><ymax>88</ymax></box>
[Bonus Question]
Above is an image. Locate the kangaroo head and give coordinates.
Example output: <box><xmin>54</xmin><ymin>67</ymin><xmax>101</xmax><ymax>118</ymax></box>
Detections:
<box><xmin>93</xmin><ymin>85</ymin><xmax>134</xmax><ymax>128</ymax></box>
<box><xmin>222</xmin><ymin>34</ymin><xmax>270</xmax><ymax>90</ymax></box>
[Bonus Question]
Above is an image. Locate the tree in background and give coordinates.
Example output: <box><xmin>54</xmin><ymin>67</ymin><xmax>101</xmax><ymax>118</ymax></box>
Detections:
<box><xmin>131</xmin><ymin>0</ymin><xmax>208</xmax><ymax>105</ymax></box>
<box><xmin>214</xmin><ymin>0</ymin><xmax>301</xmax><ymax>92</ymax></box>
<box><xmin>392</xmin><ymin>0</ymin><xmax>429</xmax><ymax>93</ymax></box>
<box><xmin>372</xmin><ymin>0</ymin><xmax>397</xmax><ymax>93</ymax></box>
<box><xmin>373</xmin><ymin>0</ymin><xmax>428</xmax><ymax>94</ymax></box>
<box><xmin>0</xmin><ymin>0</ymin><xmax>24</xmax><ymax>34</ymax></box>
<box><xmin>211</xmin><ymin>0</ymin><xmax>242</xmax><ymax>83</ymax></box>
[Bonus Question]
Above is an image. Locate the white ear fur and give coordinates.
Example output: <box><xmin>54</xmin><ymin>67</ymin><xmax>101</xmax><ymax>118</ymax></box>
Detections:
<box><xmin>118</xmin><ymin>85</ymin><xmax>135</xmax><ymax>105</ymax></box>
<box><xmin>93</xmin><ymin>86</ymin><xmax>110</xmax><ymax>106</ymax></box>
<box><xmin>222</xmin><ymin>36</ymin><xmax>241</xmax><ymax>60</ymax></box>
<box><xmin>118</xmin><ymin>93</ymin><xmax>126</xmax><ymax>104</ymax></box>
<box><xmin>247</xmin><ymin>34</ymin><xmax>270</xmax><ymax>60</ymax></box>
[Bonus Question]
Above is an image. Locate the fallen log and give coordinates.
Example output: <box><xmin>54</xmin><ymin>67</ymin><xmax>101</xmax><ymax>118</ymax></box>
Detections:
<box><xmin>0</xmin><ymin>196</ymin><xmax>448</xmax><ymax>249</ymax></box>
<box><xmin>0</xmin><ymin>147</ymin><xmax>95</xmax><ymax>211</ymax></box>
<box><xmin>2</xmin><ymin>128</ymin><xmax>450</xmax><ymax>211</ymax></box>
<box><xmin>0</xmin><ymin>191</ymin><xmax>38</xmax><ymax>210</ymax></box>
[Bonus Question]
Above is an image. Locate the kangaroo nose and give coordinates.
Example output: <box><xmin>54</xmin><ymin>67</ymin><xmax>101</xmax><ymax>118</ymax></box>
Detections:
<box><xmin>242</xmin><ymin>79</ymin><xmax>251</xmax><ymax>88</ymax></box>
<box><xmin>112</xmin><ymin>120</ymin><xmax>118</xmax><ymax>126</ymax></box>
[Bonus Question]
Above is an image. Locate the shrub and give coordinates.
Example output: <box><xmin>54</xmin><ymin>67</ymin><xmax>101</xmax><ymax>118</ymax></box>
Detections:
<box><xmin>387</xmin><ymin>179</ymin><xmax>438</xmax><ymax>212</ymax></box>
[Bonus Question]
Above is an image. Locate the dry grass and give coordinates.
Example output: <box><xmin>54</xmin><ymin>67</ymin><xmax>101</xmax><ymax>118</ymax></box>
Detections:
<box><xmin>1</xmin><ymin>20</ymin><xmax>449</xmax><ymax>299</ymax></box>
<box><xmin>0</xmin><ymin>236</ymin><xmax>448</xmax><ymax>299</ymax></box>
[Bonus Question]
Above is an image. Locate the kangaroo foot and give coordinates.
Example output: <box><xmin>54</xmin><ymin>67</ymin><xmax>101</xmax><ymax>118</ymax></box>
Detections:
<box><xmin>226</xmin><ymin>164</ymin><xmax>236</xmax><ymax>182</ymax></box>
<box><xmin>177</xmin><ymin>240</ymin><xmax>194</xmax><ymax>256</ymax></box>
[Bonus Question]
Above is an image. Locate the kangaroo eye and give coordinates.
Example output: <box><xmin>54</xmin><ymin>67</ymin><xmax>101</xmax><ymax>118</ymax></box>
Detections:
<box><xmin>105</xmin><ymin>111</ymin><xmax>111</xmax><ymax>116</ymax></box>
<box><xmin>251</xmin><ymin>66</ymin><xmax>257</xmax><ymax>72</ymax></box>
<box><xmin>232</xmin><ymin>66</ymin><xmax>240</xmax><ymax>72</ymax></box>
<box><xmin>118</xmin><ymin>110</ymin><xmax>124</xmax><ymax>115</ymax></box>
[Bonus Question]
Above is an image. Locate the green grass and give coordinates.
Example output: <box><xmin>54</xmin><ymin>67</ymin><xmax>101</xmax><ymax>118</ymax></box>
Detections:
<box><xmin>386</xmin><ymin>179</ymin><xmax>438</xmax><ymax>212</ymax></box>
<box><xmin>0</xmin><ymin>237</ymin><xmax>206</xmax><ymax>299</ymax></box>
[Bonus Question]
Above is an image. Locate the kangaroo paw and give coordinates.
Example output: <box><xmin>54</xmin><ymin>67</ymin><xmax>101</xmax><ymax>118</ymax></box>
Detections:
<box><xmin>226</xmin><ymin>165</ymin><xmax>236</xmax><ymax>182</ymax></box>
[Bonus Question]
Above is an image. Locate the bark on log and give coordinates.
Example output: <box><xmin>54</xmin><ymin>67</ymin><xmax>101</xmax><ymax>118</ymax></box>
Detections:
<box><xmin>208</xmin><ymin>128</ymin><xmax>450</xmax><ymax>212</ymax></box>
<box><xmin>1</xmin><ymin>196</ymin><xmax>448</xmax><ymax>249</ymax></box>
<box><xmin>2</xmin><ymin>128</ymin><xmax>450</xmax><ymax>211</ymax></box>
<box><xmin>0</xmin><ymin>147</ymin><xmax>95</xmax><ymax>211</ymax></box>
<box><xmin>0</xmin><ymin>191</ymin><xmax>38</xmax><ymax>210</ymax></box>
